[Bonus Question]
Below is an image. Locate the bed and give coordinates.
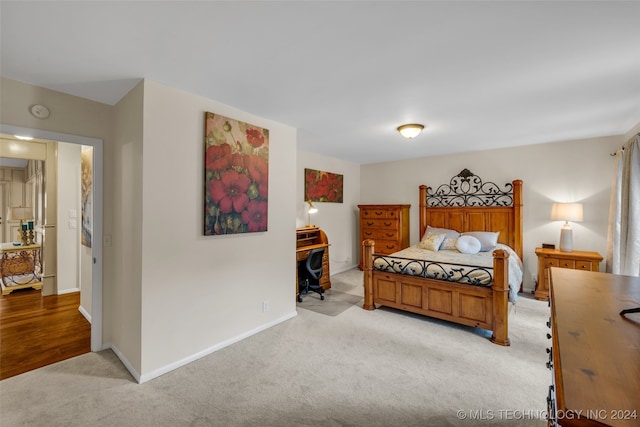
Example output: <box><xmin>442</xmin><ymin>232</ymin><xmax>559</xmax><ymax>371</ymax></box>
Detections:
<box><xmin>362</xmin><ymin>169</ymin><xmax>523</xmax><ymax>346</ymax></box>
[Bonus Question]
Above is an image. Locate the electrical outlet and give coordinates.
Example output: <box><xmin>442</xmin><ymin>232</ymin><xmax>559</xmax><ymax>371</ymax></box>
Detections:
<box><xmin>262</xmin><ymin>300</ymin><xmax>269</xmax><ymax>312</ymax></box>
<box><xmin>532</xmin><ymin>274</ymin><xmax>538</xmax><ymax>284</ymax></box>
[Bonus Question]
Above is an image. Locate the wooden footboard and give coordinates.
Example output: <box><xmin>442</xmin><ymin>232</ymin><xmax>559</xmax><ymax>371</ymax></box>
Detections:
<box><xmin>362</xmin><ymin>239</ymin><xmax>511</xmax><ymax>346</ymax></box>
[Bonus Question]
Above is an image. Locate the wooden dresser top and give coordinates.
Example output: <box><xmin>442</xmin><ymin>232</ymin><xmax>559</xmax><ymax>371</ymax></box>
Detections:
<box><xmin>550</xmin><ymin>268</ymin><xmax>640</xmax><ymax>426</ymax></box>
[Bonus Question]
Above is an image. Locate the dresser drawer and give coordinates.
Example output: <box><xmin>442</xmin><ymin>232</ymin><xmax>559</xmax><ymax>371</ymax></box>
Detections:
<box><xmin>545</xmin><ymin>258</ymin><xmax>575</xmax><ymax>269</ymax></box>
<box><xmin>361</xmin><ymin>218</ymin><xmax>398</xmax><ymax>229</ymax></box>
<box><xmin>373</xmin><ymin>240</ymin><xmax>402</xmax><ymax>254</ymax></box>
<box><xmin>362</xmin><ymin>228</ymin><xmax>399</xmax><ymax>241</ymax></box>
<box><xmin>361</xmin><ymin>209</ymin><xmax>400</xmax><ymax>220</ymax></box>
<box><xmin>575</xmin><ymin>260</ymin><xmax>593</xmax><ymax>271</ymax></box>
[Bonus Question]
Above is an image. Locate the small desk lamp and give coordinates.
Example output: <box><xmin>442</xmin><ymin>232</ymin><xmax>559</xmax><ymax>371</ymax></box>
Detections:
<box><xmin>550</xmin><ymin>203</ymin><xmax>583</xmax><ymax>252</ymax></box>
<box><xmin>306</xmin><ymin>200</ymin><xmax>318</xmax><ymax>226</ymax></box>
<box><xmin>9</xmin><ymin>206</ymin><xmax>35</xmax><ymax>245</ymax></box>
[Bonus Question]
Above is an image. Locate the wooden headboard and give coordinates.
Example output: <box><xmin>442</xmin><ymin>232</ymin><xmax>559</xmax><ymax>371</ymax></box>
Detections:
<box><xmin>419</xmin><ymin>169</ymin><xmax>523</xmax><ymax>260</ymax></box>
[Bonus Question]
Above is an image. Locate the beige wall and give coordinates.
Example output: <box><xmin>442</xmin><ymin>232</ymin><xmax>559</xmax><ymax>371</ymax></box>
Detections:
<box><xmin>108</xmin><ymin>80</ymin><xmax>144</xmax><ymax>375</ymax></box>
<box><xmin>296</xmin><ymin>150</ymin><xmax>361</xmax><ymax>273</ymax></box>
<box><xmin>360</xmin><ymin>134</ymin><xmax>626</xmax><ymax>292</ymax></box>
<box><xmin>56</xmin><ymin>142</ymin><xmax>81</xmax><ymax>294</ymax></box>
<box><xmin>138</xmin><ymin>80</ymin><xmax>297</xmax><ymax>379</ymax></box>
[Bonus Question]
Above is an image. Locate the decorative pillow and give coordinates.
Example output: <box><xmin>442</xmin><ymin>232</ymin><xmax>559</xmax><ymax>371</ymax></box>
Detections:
<box><xmin>456</xmin><ymin>235</ymin><xmax>482</xmax><ymax>254</ymax></box>
<box><xmin>418</xmin><ymin>233</ymin><xmax>446</xmax><ymax>251</ymax></box>
<box><xmin>440</xmin><ymin>237</ymin><xmax>458</xmax><ymax>251</ymax></box>
<box><xmin>461</xmin><ymin>231</ymin><xmax>500</xmax><ymax>252</ymax></box>
<box><xmin>426</xmin><ymin>226</ymin><xmax>460</xmax><ymax>239</ymax></box>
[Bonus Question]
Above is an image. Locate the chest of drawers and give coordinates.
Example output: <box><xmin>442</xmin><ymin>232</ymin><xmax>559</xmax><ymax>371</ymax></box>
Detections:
<box><xmin>358</xmin><ymin>204</ymin><xmax>410</xmax><ymax>269</ymax></box>
<box><xmin>534</xmin><ymin>248</ymin><xmax>602</xmax><ymax>301</ymax></box>
<box><xmin>547</xmin><ymin>268</ymin><xmax>639</xmax><ymax>427</ymax></box>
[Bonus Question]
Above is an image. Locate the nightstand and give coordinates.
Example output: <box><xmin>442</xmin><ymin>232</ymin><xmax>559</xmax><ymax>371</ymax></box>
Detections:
<box><xmin>534</xmin><ymin>247</ymin><xmax>602</xmax><ymax>300</ymax></box>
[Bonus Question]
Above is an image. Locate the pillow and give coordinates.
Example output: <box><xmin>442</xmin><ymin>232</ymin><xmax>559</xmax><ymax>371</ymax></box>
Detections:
<box><xmin>461</xmin><ymin>231</ymin><xmax>500</xmax><ymax>252</ymax></box>
<box><xmin>440</xmin><ymin>237</ymin><xmax>458</xmax><ymax>251</ymax></box>
<box><xmin>418</xmin><ymin>233</ymin><xmax>446</xmax><ymax>251</ymax></box>
<box><xmin>456</xmin><ymin>235</ymin><xmax>482</xmax><ymax>254</ymax></box>
<box><xmin>426</xmin><ymin>226</ymin><xmax>460</xmax><ymax>239</ymax></box>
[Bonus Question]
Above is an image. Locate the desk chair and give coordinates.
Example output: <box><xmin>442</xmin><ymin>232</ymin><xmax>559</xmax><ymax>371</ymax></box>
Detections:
<box><xmin>298</xmin><ymin>247</ymin><xmax>325</xmax><ymax>302</ymax></box>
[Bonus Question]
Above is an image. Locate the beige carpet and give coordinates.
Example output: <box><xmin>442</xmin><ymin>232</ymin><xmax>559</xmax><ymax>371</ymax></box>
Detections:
<box><xmin>0</xmin><ymin>268</ymin><xmax>550</xmax><ymax>426</ymax></box>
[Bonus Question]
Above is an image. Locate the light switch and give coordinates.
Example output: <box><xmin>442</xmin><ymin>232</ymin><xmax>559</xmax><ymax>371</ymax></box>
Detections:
<box><xmin>69</xmin><ymin>209</ymin><xmax>77</xmax><ymax>218</ymax></box>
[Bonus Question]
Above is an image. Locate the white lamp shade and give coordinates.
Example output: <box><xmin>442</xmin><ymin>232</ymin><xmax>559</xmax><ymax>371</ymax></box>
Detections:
<box><xmin>9</xmin><ymin>206</ymin><xmax>34</xmax><ymax>221</ymax></box>
<box><xmin>550</xmin><ymin>203</ymin><xmax>583</xmax><ymax>222</ymax></box>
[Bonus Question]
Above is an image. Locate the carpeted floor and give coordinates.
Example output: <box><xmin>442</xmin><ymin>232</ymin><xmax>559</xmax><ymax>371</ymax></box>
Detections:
<box><xmin>0</xmin><ymin>268</ymin><xmax>551</xmax><ymax>427</ymax></box>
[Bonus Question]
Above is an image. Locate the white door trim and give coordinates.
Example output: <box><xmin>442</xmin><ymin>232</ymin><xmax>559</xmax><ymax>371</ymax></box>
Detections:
<box><xmin>0</xmin><ymin>124</ymin><xmax>104</xmax><ymax>352</ymax></box>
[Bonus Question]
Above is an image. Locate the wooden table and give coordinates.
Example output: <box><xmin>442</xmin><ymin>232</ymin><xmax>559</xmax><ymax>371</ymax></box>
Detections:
<box><xmin>0</xmin><ymin>243</ymin><xmax>42</xmax><ymax>295</ymax></box>
<box><xmin>548</xmin><ymin>268</ymin><xmax>639</xmax><ymax>426</ymax></box>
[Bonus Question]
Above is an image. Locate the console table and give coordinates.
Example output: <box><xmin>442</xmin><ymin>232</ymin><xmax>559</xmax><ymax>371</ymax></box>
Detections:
<box><xmin>0</xmin><ymin>243</ymin><xmax>43</xmax><ymax>295</ymax></box>
<box><xmin>547</xmin><ymin>268</ymin><xmax>639</xmax><ymax>426</ymax></box>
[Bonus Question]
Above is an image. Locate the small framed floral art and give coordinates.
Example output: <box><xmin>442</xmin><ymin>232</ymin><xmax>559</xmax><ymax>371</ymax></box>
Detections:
<box><xmin>204</xmin><ymin>112</ymin><xmax>269</xmax><ymax>235</ymax></box>
<box><xmin>304</xmin><ymin>168</ymin><xmax>344</xmax><ymax>203</ymax></box>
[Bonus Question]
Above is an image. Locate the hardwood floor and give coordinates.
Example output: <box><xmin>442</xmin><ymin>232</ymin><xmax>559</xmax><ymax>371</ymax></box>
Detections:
<box><xmin>0</xmin><ymin>288</ymin><xmax>90</xmax><ymax>380</ymax></box>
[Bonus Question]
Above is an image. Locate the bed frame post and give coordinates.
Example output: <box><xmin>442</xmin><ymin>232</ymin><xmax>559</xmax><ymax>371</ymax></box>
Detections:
<box><xmin>490</xmin><ymin>249</ymin><xmax>510</xmax><ymax>346</ymax></box>
<box><xmin>362</xmin><ymin>239</ymin><xmax>375</xmax><ymax>310</ymax></box>
<box><xmin>512</xmin><ymin>179</ymin><xmax>523</xmax><ymax>261</ymax></box>
<box><xmin>419</xmin><ymin>185</ymin><xmax>427</xmax><ymax>240</ymax></box>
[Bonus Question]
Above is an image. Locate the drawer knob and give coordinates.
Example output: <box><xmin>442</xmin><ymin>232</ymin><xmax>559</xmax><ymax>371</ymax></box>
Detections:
<box><xmin>546</xmin><ymin>333</ymin><xmax>551</xmax><ymax>339</ymax></box>
<box><xmin>564</xmin><ymin>263</ymin><xmax>570</xmax><ymax>267</ymax></box>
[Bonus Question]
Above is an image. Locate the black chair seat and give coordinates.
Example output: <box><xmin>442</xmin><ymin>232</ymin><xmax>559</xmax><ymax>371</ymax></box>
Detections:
<box><xmin>298</xmin><ymin>247</ymin><xmax>325</xmax><ymax>302</ymax></box>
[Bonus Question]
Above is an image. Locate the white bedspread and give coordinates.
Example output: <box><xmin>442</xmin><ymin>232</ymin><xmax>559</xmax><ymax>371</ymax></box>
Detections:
<box><xmin>372</xmin><ymin>243</ymin><xmax>523</xmax><ymax>303</ymax></box>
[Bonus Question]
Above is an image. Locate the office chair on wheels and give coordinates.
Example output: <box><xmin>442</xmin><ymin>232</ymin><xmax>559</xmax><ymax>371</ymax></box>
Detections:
<box><xmin>298</xmin><ymin>247</ymin><xmax>325</xmax><ymax>302</ymax></box>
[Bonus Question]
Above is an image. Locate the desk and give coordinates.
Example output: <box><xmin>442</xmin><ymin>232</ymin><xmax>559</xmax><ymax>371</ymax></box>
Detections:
<box><xmin>547</xmin><ymin>268</ymin><xmax>639</xmax><ymax>426</ymax></box>
<box><xmin>296</xmin><ymin>226</ymin><xmax>330</xmax><ymax>300</ymax></box>
<box><xmin>0</xmin><ymin>243</ymin><xmax>43</xmax><ymax>295</ymax></box>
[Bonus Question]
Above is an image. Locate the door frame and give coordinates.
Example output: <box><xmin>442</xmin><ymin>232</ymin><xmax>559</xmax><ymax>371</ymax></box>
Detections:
<box><xmin>0</xmin><ymin>124</ymin><xmax>103</xmax><ymax>352</ymax></box>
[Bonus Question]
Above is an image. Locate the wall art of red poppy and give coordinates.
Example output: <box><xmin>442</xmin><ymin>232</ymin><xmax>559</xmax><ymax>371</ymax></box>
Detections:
<box><xmin>304</xmin><ymin>168</ymin><xmax>344</xmax><ymax>203</ymax></box>
<box><xmin>204</xmin><ymin>112</ymin><xmax>269</xmax><ymax>235</ymax></box>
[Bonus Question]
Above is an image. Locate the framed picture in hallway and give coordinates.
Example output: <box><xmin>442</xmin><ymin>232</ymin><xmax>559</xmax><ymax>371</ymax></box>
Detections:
<box><xmin>204</xmin><ymin>112</ymin><xmax>269</xmax><ymax>235</ymax></box>
<box><xmin>81</xmin><ymin>147</ymin><xmax>93</xmax><ymax>247</ymax></box>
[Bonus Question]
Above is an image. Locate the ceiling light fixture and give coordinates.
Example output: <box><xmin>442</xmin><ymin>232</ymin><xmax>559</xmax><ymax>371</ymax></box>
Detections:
<box><xmin>397</xmin><ymin>124</ymin><xmax>424</xmax><ymax>139</ymax></box>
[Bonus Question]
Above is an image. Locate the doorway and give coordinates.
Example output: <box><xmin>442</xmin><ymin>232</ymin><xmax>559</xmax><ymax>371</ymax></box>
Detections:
<box><xmin>0</xmin><ymin>124</ymin><xmax>103</xmax><ymax>353</ymax></box>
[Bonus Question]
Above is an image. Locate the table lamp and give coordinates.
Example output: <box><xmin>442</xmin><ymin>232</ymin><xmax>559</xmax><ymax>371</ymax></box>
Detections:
<box><xmin>306</xmin><ymin>200</ymin><xmax>318</xmax><ymax>226</ymax></box>
<box><xmin>9</xmin><ymin>206</ymin><xmax>35</xmax><ymax>245</ymax></box>
<box><xmin>550</xmin><ymin>203</ymin><xmax>583</xmax><ymax>252</ymax></box>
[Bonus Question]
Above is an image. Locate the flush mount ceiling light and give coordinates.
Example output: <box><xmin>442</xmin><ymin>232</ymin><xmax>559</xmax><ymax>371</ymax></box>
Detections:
<box><xmin>397</xmin><ymin>123</ymin><xmax>424</xmax><ymax>139</ymax></box>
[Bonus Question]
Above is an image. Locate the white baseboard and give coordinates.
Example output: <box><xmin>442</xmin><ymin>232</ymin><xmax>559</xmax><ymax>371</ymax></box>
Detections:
<box><xmin>78</xmin><ymin>305</ymin><xmax>92</xmax><ymax>323</ymax></box>
<box><xmin>58</xmin><ymin>287</ymin><xmax>80</xmax><ymax>295</ymax></box>
<box><xmin>330</xmin><ymin>264</ymin><xmax>358</xmax><ymax>275</ymax></box>
<box><xmin>105</xmin><ymin>342</ymin><xmax>141</xmax><ymax>383</ymax></box>
<box><xmin>136</xmin><ymin>310</ymin><xmax>297</xmax><ymax>384</ymax></box>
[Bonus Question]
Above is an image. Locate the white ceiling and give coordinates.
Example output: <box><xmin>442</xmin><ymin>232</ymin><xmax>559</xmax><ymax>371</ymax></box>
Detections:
<box><xmin>1</xmin><ymin>1</ymin><xmax>639</xmax><ymax>164</ymax></box>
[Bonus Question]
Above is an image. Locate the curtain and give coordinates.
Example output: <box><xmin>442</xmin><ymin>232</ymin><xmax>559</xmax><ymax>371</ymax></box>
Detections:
<box><xmin>606</xmin><ymin>134</ymin><xmax>640</xmax><ymax>276</ymax></box>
